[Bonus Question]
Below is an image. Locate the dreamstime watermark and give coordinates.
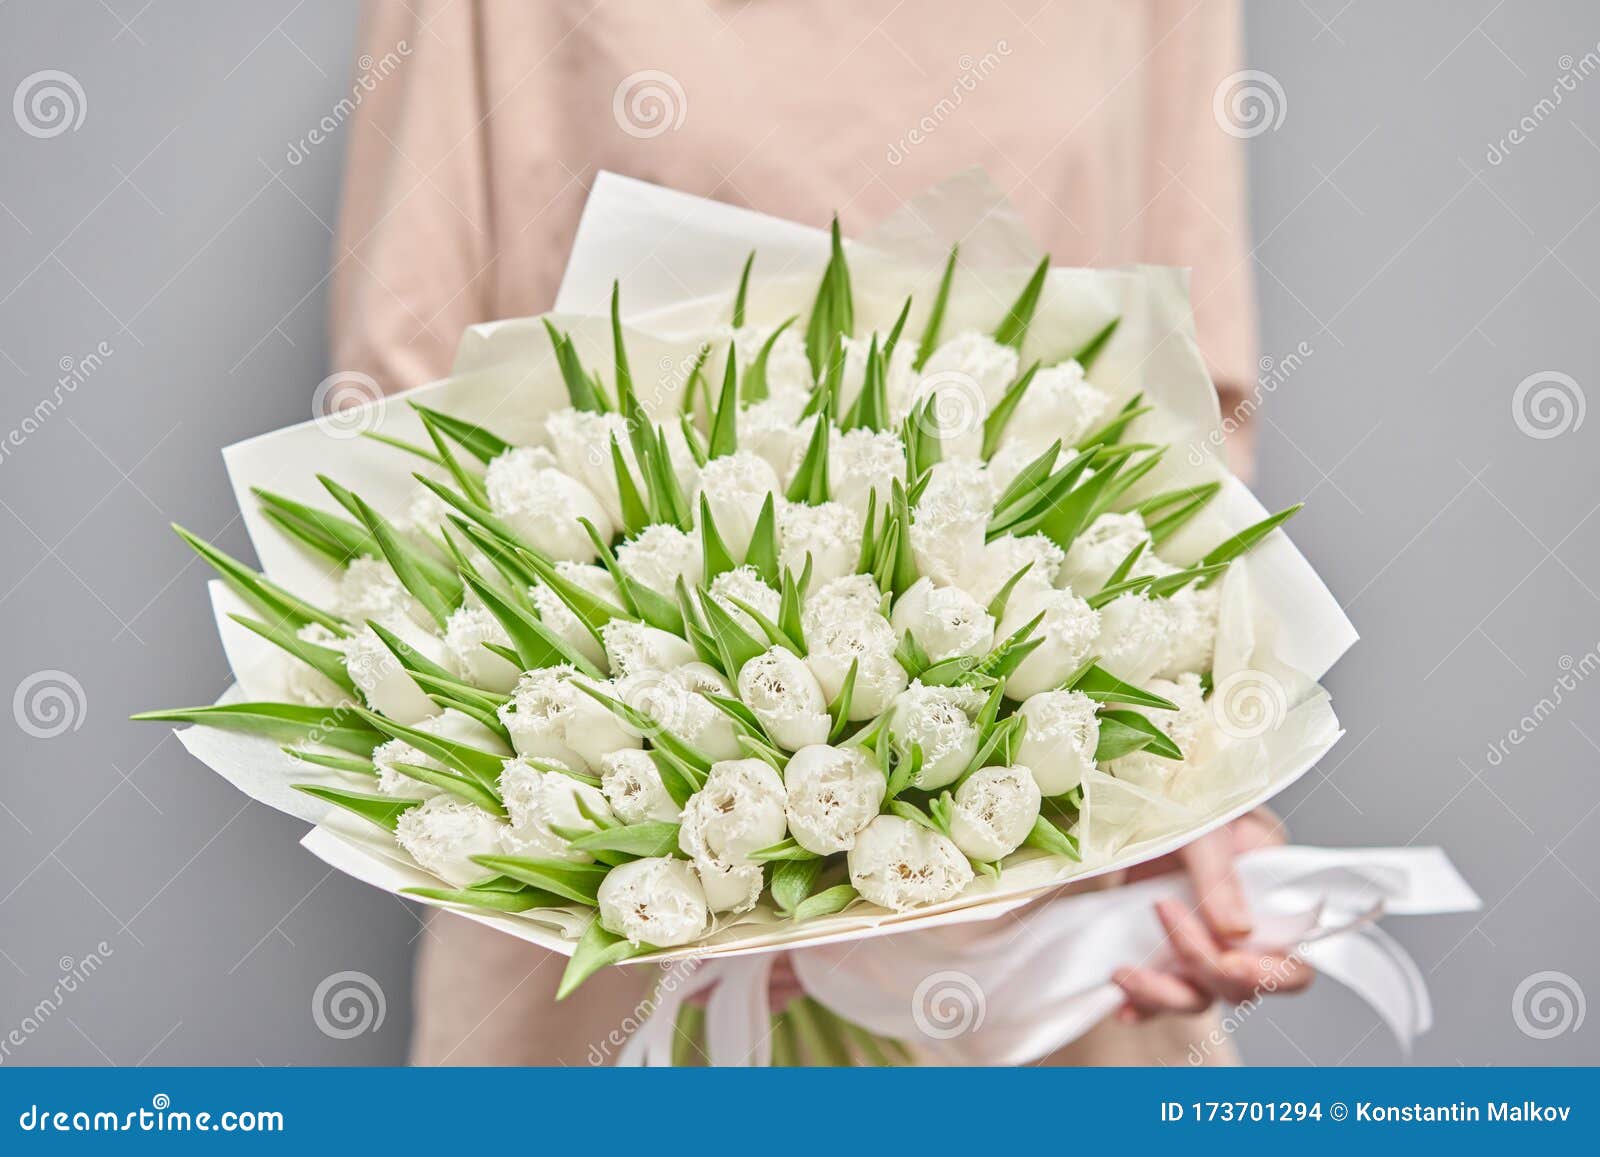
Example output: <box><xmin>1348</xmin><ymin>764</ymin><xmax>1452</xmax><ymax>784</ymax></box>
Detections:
<box><xmin>1212</xmin><ymin>70</ymin><xmax>1286</xmax><ymax>139</ymax></box>
<box><xmin>0</xmin><ymin>340</ymin><xmax>114</xmax><ymax>468</ymax></box>
<box><xmin>13</xmin><ymin>669</ymin><xmax>87</xmax><ymax>739</ymax></box>
<box><xmin>587</xmin><ymin>954</ymin><xmax>705</xmax><ymax>1065</ymax></box>
<box><xmin>1483</xmin><ymin>646</ymin><xmax>1600</xmax><ymax>767</ymax></box>
<box><xmin>1511</xmin><ymin>370</ymin><xmax>1584</xmax><ymax>439</ymax></box>
<box><xmin>13</xmin><ymin>69</ymin><xmax>86</xmax><ymax>138</ymax></box>
<box><xmin>0</xmin><ymin>942</ymin><xmax>114</xmax><ymax>1065</ymax></box>
<box><xmin>1210</xmin><ymin>669</ymin><xmax>1288</xmax><ymax>740</ymax></box>
<box><xmin>1511</xmin><ymin>970</ymin><xmax>1585</xmax><ymax>1039</ymax></box>
<box><xmin>1188</xmin><ymin>341</ymin><xmax>1312</xmax><ymax>465</ymax></box>
<box><xmin>286</xmin><ymin>42</ymin><xmax>411</xmax><ymax>165</ymax></box>
<box><xmin>311</xmin><ymin>970</ymin><xmax>387</xmax><ymax>1039</ymax></box>
<box><xmin>613</xmin><ymin>70</ymin><xmax>687</xmax><ymax>139</ymax></box>
<box><xmin>1486</xmin><ymin>46</ymin><xmax>1600</xmax><ymax>165</ymax></box>
<box><xmin>312</xmin><ymin>370</ymin><xmax>387</xmax><ymax>439</ymax></box>
<box><xmin>911</xmin><ymin>969</ymin><xmax>986</xmax><ymax>1040</ymax></box>
<box><xmin>1187</xmin><ymin>946</ymin><xmax>1308</xmax><ymax>1064</ymax></box>
<box><xmin>886</xmin><ymin>41</ymin><xmax>1012</xmax><ymax>165</ymax></box>
<box><xmin>907</xmin><ymin>371</ymin><xmax>985</xmax><ymax>446</ymax></box>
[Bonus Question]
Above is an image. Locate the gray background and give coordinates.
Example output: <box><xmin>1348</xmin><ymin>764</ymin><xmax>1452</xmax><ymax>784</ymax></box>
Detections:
<box><xmin>1</xmin><ymin>1</ymin><xmax>1596</xmax><ymax>1066</ymax></box>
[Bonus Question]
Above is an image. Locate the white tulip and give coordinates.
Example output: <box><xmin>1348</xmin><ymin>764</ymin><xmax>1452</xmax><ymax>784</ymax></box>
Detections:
<box><xmin>615</xmin><ymin>524</ymin><xmax>703</xmax><ymax>596</ymax></box>
<box><xmin>600</xmin><ymin>748</ymin><xmax>681</xmax><ymax>825</ymax></box>
<box><xmin>1107</xmin><ymin>672</ymin><xmax>1210</xmax><ymax>792</ymax></box>
<box><xmin>693</xmin><ymin>859</ymin><xmax>765</xmax><ymax>914</ymax></box>
<box><xmin>805</xmin><ymin>574</ymin><xmax>884</xmax><ymax>622</ymax></box>
<box><xmin>804</xmin><ymin>608</ymin><xmax>908</xmax><ymax>721</ymax></box>
<box><xmin>620</xmin><ymin>663</ymin><xmax>743</xmax><ymax>762</ymax></box>
<box><xmin>708</xmin><ymin>566</ymin><xmax>781</xmax><ymax>639</ymax></box>
<box><xmin>696</xmin><ymin>451</ymin><xmax>781</xmax><ymax>554</ymax></box>
<box><xmin>919</xmin><ymin>330</ymin><xmax>1022</xmax><ymax>411</ymax></box>
<box><xmin>529</xmin><ymin>563</ymin><xmax>617</xmax><ymax>671</ymax></box>
<box><xmin>597</xmin><ymin>857</ymin><xmax>709</xmax><ymax>947</ymax></box>
<box><xmin>778</xmin><ymin>500</ymin><xmax>862</xmax><ymax>585</ymax></box>
<box><xmin>840</xmin><ymin>330</ymin><xmax>915</xmax><ymax>416</ymax></box>
<box><xmin>948</xmin><ymin>764</ymin><xmax>1042</xmax><ymax>861</ymax></box>
<box><xmin>484</xmin><ymin>449</ymin><xmax>614</xmax><ymax>562</ymax></box>
<box><xmin>1158</xmin><ymin>581</ymin><xmax>1220</xmax><ymax>678</ymax></box>
<box><xmin>848</xmin><ymin>814</ymin><xmax>973</xmax><ymax>911</ymax></box>
<box><xmin>678</xmin><ymin>758</ymin><xmax>789</xmax><ymax>866</ymax></box>
<box><xmin>442</xmin><ymin>604</ymin><xmax>521</xmax><ymax>692</ymax></box>
<box><xmin>286</xmin><ymin>623</ymin><xmax>350</xmax><ymax>707</ymax></box>
<box><xmin>497</xmin><ymin>666</ymin><xmax>641</xmax><ymax>771</ymax></box>
<box><xmin>888</xmin><ymin>682</ymin><xmax>987</xmax><ymax>790</ymax></box>
<box><xmin>394</xmin><ymin>796</ymin><xmax>506</xmax><ymax>887</ymax></box>
<box><xmin>997</xmin><ymin>360</ymin><xmax>1109</xmax><ymax>455</ymax></box>
<box><xmin>498</xmin><ymin>756</ymin><xmax>612</xmax><ymax>863</ymax></box>
<box><xmin>1093</xmin><ymin>592</ymin><xmax>1175</xmax><ymax>686</ymax></box>
<box><xmin>997</xmin><ymin>587</ymin><xmax>1100</xmax><ymax>700</ymax></box>
<box><xmin>708</xmin><ymin>323</ymin><xmax>814</xmax><ymax>402</ymax></box>
<box><xmin>909</xmin><ymin>464</ymin><xmax>991</xmax><ymax>587</ymax></box>
<box><xmin>737</xmin><ymin>386</ymin><xmax>816</xmax><ymax>485</ymax></box>
<box><xmin>828</xmin><ymin>427</ymin><xmax>906</xmax><ymax>522</ymax></box>
<box><xmin>1014</xmin><ymin>690</ymin><xmax>1100</xmax><ymax>796</ymax></box>
<box><xmin>891</xmin><ymin>577</ymin><xmax>995</xmax><ymax>662</ymax></box>
<box><xmin>543</xmin><ymin>408</ymin><xmax>639</xmax><ymax>529</ymax></box>
<box><xmin>737</xmin><ymin>647</ymin><xmax>831</xmax><ymax>751</ymax></box>
<box><xmin>784</xmin><ymin>744</ymin><xmax>886</xmax><ymax>854</ymax></box>
<box><xmin>337</xmin><ymin>556</ymin><xmax>433</xmax><ymax>635</ymax></box>
<box><xmin>344</xmin><ymin>624</ymin><xmax>447</xmax><ymax>725</ymax></box>
<box><xmin>961</xmin><ymin>533</ymin><xmax>1064</xmax><ymax>607</ymax></box>
<box><xmin>1058</xmin><ymin>512</ymin><xmax>1150</xmax><ymax>595</ymax></box>
<box><xmin>601</xmin><ymin>619</ymin><xmax>698</xmax><ymax>678</ymax></box>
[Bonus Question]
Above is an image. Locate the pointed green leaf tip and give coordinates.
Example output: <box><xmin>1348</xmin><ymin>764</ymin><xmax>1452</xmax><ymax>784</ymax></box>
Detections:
<box><xmin>993</xmin><ymin>255</ymin><xmax>1050</xmax><ymax>350</ymax></box>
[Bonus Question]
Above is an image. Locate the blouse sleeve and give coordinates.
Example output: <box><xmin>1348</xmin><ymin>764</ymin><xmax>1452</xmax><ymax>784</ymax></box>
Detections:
<box><xmin>328</xmin><ymin>0</ymin><xmax>496</xmax><ymax>395</ymax></box>
<box><xmin>1140</xmin><ymin>0</ymin><xmax>1261</xmax><ymax>472</ymax></box>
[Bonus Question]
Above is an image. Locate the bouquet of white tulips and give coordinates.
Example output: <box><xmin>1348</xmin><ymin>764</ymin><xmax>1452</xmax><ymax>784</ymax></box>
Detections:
<box><xmin>137</xmin><ymin>174</ymin><xmax>1360</xmax><ymax>1064</ymax></box>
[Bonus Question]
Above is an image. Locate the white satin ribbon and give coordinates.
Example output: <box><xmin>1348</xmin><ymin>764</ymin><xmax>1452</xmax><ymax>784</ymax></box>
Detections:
<box><xmin>617</xmin><ymin>846</ymin><xmax>1478</xmax><ymax>1067</ymax></box>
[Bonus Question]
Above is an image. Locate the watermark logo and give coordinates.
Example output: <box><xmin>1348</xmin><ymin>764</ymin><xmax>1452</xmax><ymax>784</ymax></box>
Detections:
<box><xmin>14</xmin><ymin>70</ymin><xmax>86</xmax><ymax>138</ymax></box>
<box><xmin>1486</xmin><ymin>47</ymin><xmax>1600</xmax><ymax>165</ymax></box>
<box><xmin>911</xmin><ymin>969</ymin><xmax>986</xmax><ymax>1040</ymax></box>
<box><xmin>1212</xmin><ymin>70</ymin><xmax>1287</xmax><ymax>139</ymax></box>
<box><xmin>1512</xmin><ymin>970</ymin><xmax>1585</xmax><ymax>1039</ymax></box>
<box><xmin>312</xmin><ymin>970</ymin><xmax>387</xmax><ymax>1039</ymax></box>
<box><xmin>886</xmin><ymin>41</ymin><xmax>1012</xmax><ymax>165</ymax></box>
<box><xmin>285</xmin><ymin>41</ymin><xmax>411</xmax><ymax>165</ymax></box>
<box><xmin>13</xmin><ymin>669</ymin><xmax>87</xmax><ymax>739</ymax></box>
<box><xmin>613</xmin><ymin>70</ymin><xmax>687</xmax><ymax>139</ymax></box>
<box><xmin>1512</xmin><ymin>370</ymin><xmax>1584</xmax><ymax>439</ymax></box>
<box><xmin>1210</xmin><ymin>669</ymin><xmax>1288</xmax><ymax>740</ymax></box>
<box><xmin>312</xmin><ymin>370</ymin><xmax>386</xmax><ymax>439</ymax></box>
<box><xmin>909</xmin><ymin>371</ymin><xmax>985</xmax><ymax>445</ymax></box>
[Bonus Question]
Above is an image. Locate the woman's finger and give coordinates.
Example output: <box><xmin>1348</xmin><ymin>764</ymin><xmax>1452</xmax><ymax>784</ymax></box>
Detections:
<box><xmin>1156</xmin><ymin>899</ymin><xmax>1260</xmax><ymax>1004</ymax></box>
<box><xmin>1113</xmin><ymin>966</ymin><xmax>1211</xmax><ymax>1020</ymax></box>
<box><xmin>1179</xmin><ymin>828</ymin><xmax>1252</xmax><ymax>940</ymax></box>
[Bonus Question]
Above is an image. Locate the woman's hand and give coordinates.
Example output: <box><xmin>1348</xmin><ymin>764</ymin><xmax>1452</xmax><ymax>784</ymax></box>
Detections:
<box><xmin>1112</xmin><ymin>810</ymin><xmax>1313</xmax><ymax>1023</ymax></box>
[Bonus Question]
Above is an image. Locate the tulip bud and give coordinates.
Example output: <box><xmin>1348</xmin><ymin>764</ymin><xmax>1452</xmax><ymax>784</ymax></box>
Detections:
<box><xmin>1013</xmin><ymin>689</ymin><xmax>1100</xmax><ymax>796</ymax></box>
<box><xmin>1058</xmin><ymin>512</ymin><xmax>1150</xmax><ymax>595</ymax></box>
<box><xmin>600</xmin><ymin>748</ymin><xmax>681</xmax><ymax>825</ymax></box>
<box><xmin>804</xmin><ymin>608</ymin><xmax>908</xmax><ymax>721</ymax></box>
<box><xmin>696</xmin><ymin>450</ymin><xmax>781</xmax><ymax>553</ymax></box>
<box><xmin>615</xmin><ymin>524</ymin><xmax>703</xmax><ymax>596</ymax></box>
<box><xmin>784</xmin><ymin>744</ymin><xmax>886</xmax><ymax>854</ymax></box>
<box><xmin>778</xmin><ymin>500</ymin><xmax>862</xmax><ymax>586</ymax></box>
<box><xmin>443</xmin><ymin>604</ymin><xmax>521</xmax><ymax>692</ymax></box>
<box><xmin>394</xmin><ymin>796</ymin><xmax>507</xmax><ymax>887</ymax></box>
<box><xmin>847</xmin><ymin>814</ymin><xmax>974</xmax><ymax>911</ymax></box>
<box><xmin>485</xmin><ymin>448</ymin><xmax>615</xmax><ymax>562</ymax></box>
<box><xmin>888</xmin><ymin>682</ymin><xmax>987</xmax><ymax>790</ymax></box>
<box><xmin>597</xmin><ymin>857</ymin><xmax>710</xmax><ymax>947</ymax></box>
<box><xmin>678</xmin><ymin>758</ymin><xmax>789</xmax><ymax>866</ymax></box>
<box><xmin>996</xmin><ymin>587</ymin><xmax>1100</xmax><ymax>700</ymax></box>
<box><xmin>891</xmin><ymin>577</ymin><xmax>995</xmax><ymax>662</ymax></box>
<box><xmin>948</xmin><ymin>764</ymin><xmax>1042</xmax><ymax>861</ymax></box>
<box><xmin>499</xmin><ymin>756</ymin><xmax>613</xmax><ymax>862</ymax></box>
<box><xmin>737</xmin><ymin>647</ymin><xmax>831</xmax><ymax>751</ymax></box>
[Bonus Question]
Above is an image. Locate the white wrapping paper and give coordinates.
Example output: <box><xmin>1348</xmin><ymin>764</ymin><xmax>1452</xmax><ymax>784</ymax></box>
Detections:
<box><xmin>162</xmin><ymin>171</ymin><xmax>1390</xmax><ymax>976</ymax></box>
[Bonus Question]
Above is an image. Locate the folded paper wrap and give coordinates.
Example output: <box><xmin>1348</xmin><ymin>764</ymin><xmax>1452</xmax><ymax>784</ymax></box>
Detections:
<box><xmin>617</xmin><ymin>845</ymin><xmax>1480</xmax><ymax>1066</ymax></box>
